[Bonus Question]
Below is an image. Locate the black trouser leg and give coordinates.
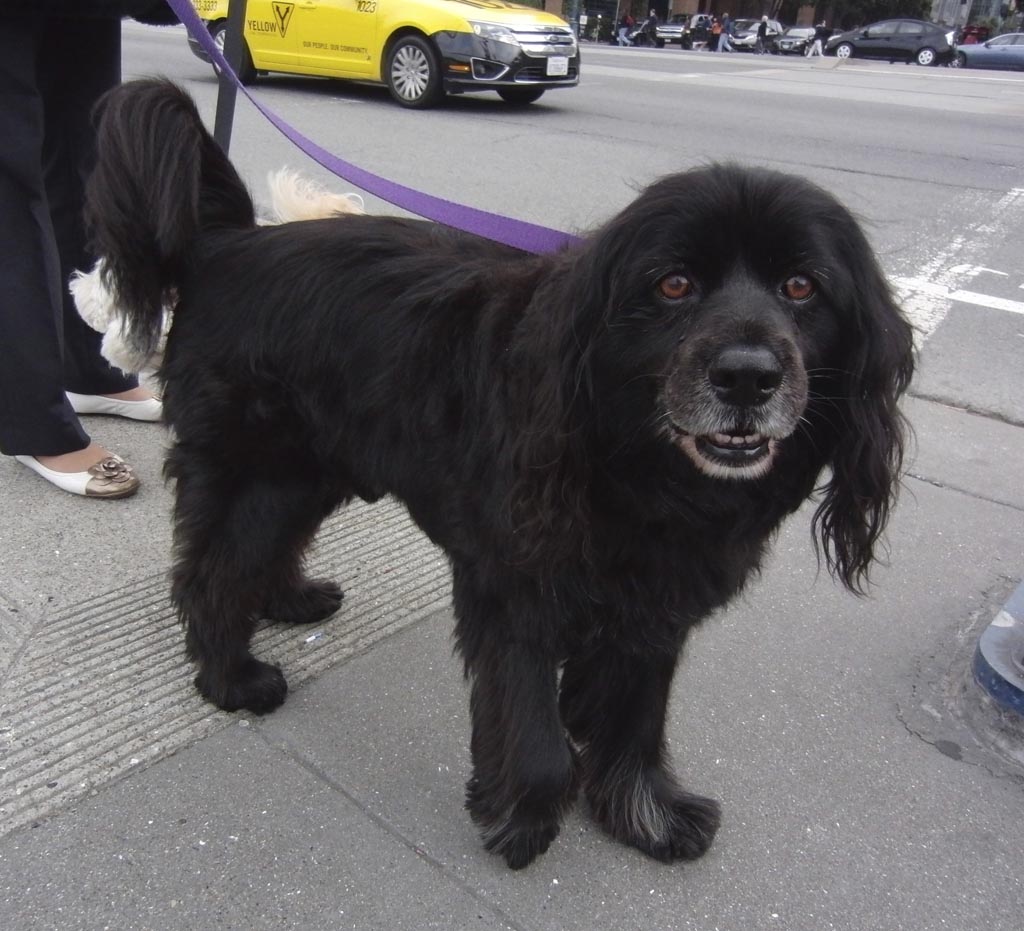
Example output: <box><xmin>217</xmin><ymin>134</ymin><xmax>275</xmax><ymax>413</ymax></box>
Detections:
<box><xmin>0</xmin><ymin>17</ymin><xmax>134</xmax><ymax>456</ymax></box>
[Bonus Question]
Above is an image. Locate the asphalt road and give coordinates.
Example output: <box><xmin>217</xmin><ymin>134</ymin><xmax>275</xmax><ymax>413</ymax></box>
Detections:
<box><xmin>127</xmin><ymin>25</ymin><xmax>1024</xmax><ymax>428</ymax></box>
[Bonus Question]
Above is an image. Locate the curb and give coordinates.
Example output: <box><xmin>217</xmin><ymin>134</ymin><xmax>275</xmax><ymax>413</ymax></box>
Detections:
<box><xmin>973</xmin><ymin>579</ymin><xmax>1024</xmax><ymax>716</ymax></box>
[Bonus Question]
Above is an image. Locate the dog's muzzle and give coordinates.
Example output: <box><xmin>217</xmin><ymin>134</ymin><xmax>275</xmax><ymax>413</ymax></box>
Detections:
<box><xmin>667</xmin><ymin>425</ymin><xmax>776</xmax><ymax>479</ymax></box>
<box><xmin>662</xmin><ymin>341</ymin><xmax>807</xmax><ymax>481</ymax></box>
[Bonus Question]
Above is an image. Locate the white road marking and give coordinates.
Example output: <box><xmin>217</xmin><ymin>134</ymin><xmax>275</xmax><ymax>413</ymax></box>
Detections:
<box><xmin>891</xmin><ymin>277</ymin><xmax>1024</xmax><ymax>316</ymax></box>
<box><xmin>893</xmin><ymin>187</ymin><xmax>1024</xmax><ymax>343</ymax></box>
<box><xmin>948</xmin><ymin>264</ymin><xmax>1007</xmax><ymax>278</ymax></box>
<box><xmin>583</xmin><ymin>63</ymin><xmax>707</xmax><ymax>83</ymax></box>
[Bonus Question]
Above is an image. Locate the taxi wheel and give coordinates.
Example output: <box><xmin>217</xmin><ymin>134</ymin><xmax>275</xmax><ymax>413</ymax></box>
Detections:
<box><xmin>210</xmin><ymin>21</ymin><xmax>257</xmax><ymax>85</ymax></box>
<box><xmin>497</xmin><ymin>87</ymin><xmax>546</xmax><ymax>106</ymax></box>
<box><xmin>386</xmin><ymin>36</ymin><xmax>445</xmax><ymax>109</ymax></box>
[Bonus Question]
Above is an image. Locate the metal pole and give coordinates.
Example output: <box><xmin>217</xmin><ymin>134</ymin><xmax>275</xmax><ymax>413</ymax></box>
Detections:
<box><xmin>213</xmin><ymin>0</ymin><xmax>248</xmax><ymax>154</ymax></box>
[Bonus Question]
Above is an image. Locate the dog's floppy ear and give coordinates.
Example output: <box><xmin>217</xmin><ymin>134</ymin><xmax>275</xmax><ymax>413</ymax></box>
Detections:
<box><xmin>812</xmin><ymin>219</ymin><xmax>915</xmax><ymax>594</ymax></box>
<box><xmin>501</xmin><ymin>194</ymin><xmax>685</xmax><ymax>568</ymax></box>
<box><xmin>502</xmin><ymin>263</ymin><xmax>597</xmax><ymax>568</ymax></box>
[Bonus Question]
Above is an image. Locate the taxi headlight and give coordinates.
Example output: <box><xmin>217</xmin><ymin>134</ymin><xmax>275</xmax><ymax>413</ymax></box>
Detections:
<box><xmin>469</xmin><ymin>21</ymin><xmax>522</xmax><ymax>47</ymax></box>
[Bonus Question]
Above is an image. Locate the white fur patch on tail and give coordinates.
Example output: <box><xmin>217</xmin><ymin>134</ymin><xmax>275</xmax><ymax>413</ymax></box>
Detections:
<box><xmin>69</xmin><ymin>261</ymin><xmax>170</xmax><ymax>374</ymax></box>
<box><xmin>72</xmin><ymin>169</ymin><xmax>360</xmax><ymax>374</ymax></box>
<box><xmin>265</xmin><ymin>168</ymin><xmax>364</xmax><ymax>223</ymax></box>
<box><xmin>69</xmin><ymin>265</ymin><xmax>118</xmax><ymax>333</ymax></box>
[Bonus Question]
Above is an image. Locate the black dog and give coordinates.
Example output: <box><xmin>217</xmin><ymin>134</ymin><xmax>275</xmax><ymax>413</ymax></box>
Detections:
<box><xmin>86</xmin><ymin>80</ymin><xmax>914</xmax><ymax>870</ymax></box>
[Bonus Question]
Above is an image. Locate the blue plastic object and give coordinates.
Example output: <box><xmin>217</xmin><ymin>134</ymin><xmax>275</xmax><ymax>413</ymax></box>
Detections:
<box><xmin>973</xmin><ymin>580</ymin><xmax>1024</xmax><ymax>717</ymax></box>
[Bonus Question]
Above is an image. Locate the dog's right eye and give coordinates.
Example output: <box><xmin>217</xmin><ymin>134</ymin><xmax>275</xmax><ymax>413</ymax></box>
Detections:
<box><xmin>658</xmin><ymin>273</ymin><xmax>693</xmax><ymax>301</ymax></box>
<box><xmin>782</xmin><ymin>274</ymin><xmax>816</xmax><ymax>302</ymax></box>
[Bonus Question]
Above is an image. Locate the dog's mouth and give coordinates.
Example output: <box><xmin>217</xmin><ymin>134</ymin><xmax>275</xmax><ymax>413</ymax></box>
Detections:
<box><xmin>667</xmin><ymin>423</ymin><xmax>777</xmax><ymax>480</ymax></box>
<box><xmin>697</xmin><ymin>430</ymin><xmax>772</xmax><ymax>463</ymax></box>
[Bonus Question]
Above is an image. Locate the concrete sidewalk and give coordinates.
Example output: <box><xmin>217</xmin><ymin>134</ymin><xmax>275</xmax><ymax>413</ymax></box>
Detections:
<box><xmin>1</xmin><ymin>382</ymin><xmax>1023</xmax><ymax>931</ymax></box>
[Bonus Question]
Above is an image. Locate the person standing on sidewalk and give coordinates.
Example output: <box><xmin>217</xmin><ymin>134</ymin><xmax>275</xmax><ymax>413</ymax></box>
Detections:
<box><xmin>0</xmin><ymin>2</ymin><xmax>175</xmax><ymax>499</ymax></box>
<box><xmin>709</xmin><ymin>17</ymin><xmax>722</xmax><ymax>51</ymax></box>
<box><xmin>755</xmin><ymin>15</ymin><xmax>769</xmax><ymax>54</ymax></box>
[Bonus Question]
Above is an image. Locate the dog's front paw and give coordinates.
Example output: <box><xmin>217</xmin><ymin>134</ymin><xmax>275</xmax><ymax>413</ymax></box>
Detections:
<box><xmin>194</xmin><ymin>657</ymin><xmax>288</xmax><ymax>714</ymax></box>
<box><xmin>466</xmin><ymin>776</ymin><xmax>565</xmax><ymax>870</ymax></box>
<box><xmin>466</xmin><ymin>760</ymin><xmax>578</xmax><ymax>870</ymax></box>
<box><xmin>589</xmin><ymin>768</ymin><xmax>720</xmax><ymax>862</ymax></box>
<box><xmin>633</xmin><ymin>790</ymin><xmax>720</xmax><ymax>862</ymax></box>
<box><xmin>266</xmin><ymin>578</ymin><xmax>344</xmax><ymax>625</ymax></box>
<box><xmin>485</xmin><ymin>813</ymin><xmax>563</xmax><ymax>871</ymax></box>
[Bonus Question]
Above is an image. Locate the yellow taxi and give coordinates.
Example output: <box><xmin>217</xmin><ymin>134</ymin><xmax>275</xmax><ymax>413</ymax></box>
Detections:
<box><xmin>188</xmin><ymin>0</ymin><xmax>580</xmax><ymax>108</ymax></box>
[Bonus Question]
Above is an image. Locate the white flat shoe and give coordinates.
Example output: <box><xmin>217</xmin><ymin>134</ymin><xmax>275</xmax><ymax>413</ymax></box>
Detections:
<box><xmin>66</xmin><ymin>391</ymin><xmax>162</xmax><ymax>422</ymax></box>
<box><xmin>15</xmin><ymin>454</ymin><xmax>140</xmax><ymax>499</ymax></box>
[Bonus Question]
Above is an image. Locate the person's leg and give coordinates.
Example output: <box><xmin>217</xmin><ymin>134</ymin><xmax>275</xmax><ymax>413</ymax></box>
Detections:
<box><xmin>39</xmin><ymin>18</ymin><xmax>140</xmax><ymax>399</ymax></box>
<box><xmin>0</xmin><ymin>16</ymin><xmax>91</xmax><ymax>458</ymax></box>
<box><xmin>0</xmin><ymin>16</ymin><xmax>141</xmax><ymax>496</ymax></box>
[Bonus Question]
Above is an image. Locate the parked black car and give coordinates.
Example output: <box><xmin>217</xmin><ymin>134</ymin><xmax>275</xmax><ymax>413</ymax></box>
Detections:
<box><xmin>826</xmin><ymin>19</ymin><xmax>956</xmax><ymax>66</ymax></box>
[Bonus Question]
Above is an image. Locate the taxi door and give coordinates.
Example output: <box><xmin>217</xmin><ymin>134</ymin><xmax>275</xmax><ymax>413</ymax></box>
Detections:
<box><xmin>291</xmin><ymin>0</ymin><xmax>378</xmax><ymax>77</ymax></box>
<box><xmin>242</xmin><ymin>0</ymin><xmax>301</xmax><ymax>67</ymax></box>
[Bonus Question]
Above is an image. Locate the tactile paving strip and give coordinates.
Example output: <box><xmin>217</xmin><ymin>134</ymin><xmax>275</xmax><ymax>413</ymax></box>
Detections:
<box><xmin>0</xmin><ymin>497</ymin><xmax>451</xmax><ymax>838</ymax></box>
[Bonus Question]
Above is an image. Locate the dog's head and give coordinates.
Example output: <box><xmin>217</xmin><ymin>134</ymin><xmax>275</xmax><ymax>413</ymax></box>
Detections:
<box><xmin>512</xmin><ymin>164</ymin><xmax>915</xmax><ymax>590</ymax></box>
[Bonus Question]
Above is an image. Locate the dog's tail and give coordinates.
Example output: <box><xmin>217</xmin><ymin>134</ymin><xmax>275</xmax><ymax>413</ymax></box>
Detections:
<box><xmin>264</xmin><ymin>168</ymin><xmax>364</xmax><ymax>223</ymax></box>
<box><xmin>85</xmin><ymin>78</ymin><xmax>256</xmax><ymax>361</ymax></box>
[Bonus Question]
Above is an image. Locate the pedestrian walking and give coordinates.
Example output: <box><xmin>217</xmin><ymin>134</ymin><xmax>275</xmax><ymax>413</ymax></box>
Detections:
<box><xmin>806</xmin><ymin>21</ymin><xmax>829</xmax><ymax>57</ymax></box>
<box><xmin>617</xmin><ymin>13</ymin><xmax>634</xmax><ymax>46</ymax></box>
<box><xmin>718</xmin><ymin>12</ymin><xmax>734</xmax><ymax>52</ymax></box>
<box><xmin>640</xmin><ymin>9</ymin><xmax>658</xmax><ymax>47</ymax></box>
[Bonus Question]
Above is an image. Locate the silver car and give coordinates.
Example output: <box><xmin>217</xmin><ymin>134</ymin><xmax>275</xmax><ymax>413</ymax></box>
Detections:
<box><xmin>956</xmin><ymin>33</ymin><xmax>1024</xmax><ymax>71</ymax></box>
<box><xmin>731</xmin><ymin>18</ymin><xmax>785</xmax><ymax>51</ymax></box>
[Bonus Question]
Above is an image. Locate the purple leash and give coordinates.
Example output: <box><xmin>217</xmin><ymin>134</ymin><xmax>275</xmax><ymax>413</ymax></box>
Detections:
<box><xmin>165</xmin><ymin>0</ymin><xmax>582</xmax><ymax>255</ymax></box>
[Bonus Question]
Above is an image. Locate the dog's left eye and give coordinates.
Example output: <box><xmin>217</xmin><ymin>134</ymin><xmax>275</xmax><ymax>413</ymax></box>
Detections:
<box><xmin>782</xmin><ymin>274</ymin><xmax>816</xmax><ymax>302</ymax></box>
<box><xmin>658</xmin><ymin>273</ymin><xmax>693</xmax><ymax>301</ymax></box>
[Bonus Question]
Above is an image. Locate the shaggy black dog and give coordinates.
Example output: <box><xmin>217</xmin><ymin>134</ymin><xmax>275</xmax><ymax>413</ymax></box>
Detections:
<box><xmin>86</xmin><ymin>80</ymin><xmax>914</xmax><ymax>870</ymax></box>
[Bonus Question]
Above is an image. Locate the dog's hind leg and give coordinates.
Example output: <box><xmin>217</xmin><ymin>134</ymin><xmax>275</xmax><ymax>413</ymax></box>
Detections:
<box><xmin>260</xmin><ymin>487</ymin><xmax>346</xmax><ymax>626</ymax></box>
<box><xmin>454</xmin><ymin>567</ymin><xmax>578</xmax><ymax>869</ymax></box>
<box><xmin>170</xmin><ymin>454</ymin><xmax>341</xmax><ymax>714</ymax></box>
<box><xmin>559</xmin><ymin>644</ymin><xmax>721</xmax><ymax>862</ymax></box>
<box><xmin>264</xmin><ymin>576</ymin><xmax>344</xmax><ymax>626</ymax></box>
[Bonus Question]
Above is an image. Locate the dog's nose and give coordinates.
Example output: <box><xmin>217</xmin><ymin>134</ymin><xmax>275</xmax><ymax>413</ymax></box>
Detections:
<box><xmin>708</xmin><ymin>346</ymin><xmax>783</xmax><ymax>407</ymax></box>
